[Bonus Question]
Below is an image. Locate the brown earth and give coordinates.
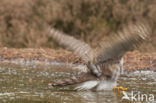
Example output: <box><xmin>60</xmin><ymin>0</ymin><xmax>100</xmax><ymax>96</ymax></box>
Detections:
<box><xmin>0</xmin><ymin>48</ymin><xmax>155</xmax><ymax>73</ymax></box>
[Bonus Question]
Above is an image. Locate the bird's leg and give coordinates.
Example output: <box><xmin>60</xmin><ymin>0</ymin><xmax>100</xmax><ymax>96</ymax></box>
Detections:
<box><xmin>87</xmin><ymin>63</ymin><xmax>102</xmax><ymax>77</ymax></box>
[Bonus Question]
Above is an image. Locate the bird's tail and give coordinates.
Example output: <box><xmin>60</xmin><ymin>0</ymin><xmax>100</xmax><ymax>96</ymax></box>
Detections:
<box><xmin>51</xmin><ymin>73</ymin><xmax>95</xmax><ymax>87</ymax></box>
<box><xmin>51</xmin><ymin>77</ymin><xmax>81</xmax><ymax>87</ymax></box>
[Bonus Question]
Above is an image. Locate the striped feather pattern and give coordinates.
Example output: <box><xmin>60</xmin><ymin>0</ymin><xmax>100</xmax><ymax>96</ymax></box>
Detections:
<box><xmin>94</xmin><ymin>21</ymin><xmax>151</xmax><ymax>64</ymax></box>
<box><xmin>48</xmin><ymin>28</ymin><xmax>94</xmax><ymax>63</ymax></box>
<box><xmin>49</xmin><ymin>20</ymin><xmax>152</xmax><ymax>90</ymax></box>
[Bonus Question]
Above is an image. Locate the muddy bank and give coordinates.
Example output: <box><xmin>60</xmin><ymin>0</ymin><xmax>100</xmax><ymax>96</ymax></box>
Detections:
<box><xmin>0</xmin><ymin>48</ymin><xmax>155</xmax><ymax>73</ymax></box>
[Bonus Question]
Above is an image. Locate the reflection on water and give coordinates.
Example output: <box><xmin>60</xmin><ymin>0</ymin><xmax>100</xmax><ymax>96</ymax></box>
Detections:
<box><xmin>0</xmin><ymin>63</ymin><xmax>155</xmax><ymax>103</ymax></box>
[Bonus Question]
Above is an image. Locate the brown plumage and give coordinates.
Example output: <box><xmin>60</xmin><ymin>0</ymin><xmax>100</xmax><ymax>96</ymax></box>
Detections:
<box><xmin>48</xmin><ymin>20</ymin><xmax>151</xmax><ymax>90</ymax></box>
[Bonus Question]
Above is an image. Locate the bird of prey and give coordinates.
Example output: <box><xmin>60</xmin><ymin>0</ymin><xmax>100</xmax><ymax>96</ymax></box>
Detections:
<box><xmin>48</xmin><ymin>20</ymin><xmax>151</xmax><ymax>91</ymax></box>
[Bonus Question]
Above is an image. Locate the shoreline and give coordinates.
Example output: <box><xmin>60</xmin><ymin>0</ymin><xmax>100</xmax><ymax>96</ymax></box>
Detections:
<box><xmin>0</xmin><ymin>48</ymin><xmax>155</xmax><ymax>73</ymax></box>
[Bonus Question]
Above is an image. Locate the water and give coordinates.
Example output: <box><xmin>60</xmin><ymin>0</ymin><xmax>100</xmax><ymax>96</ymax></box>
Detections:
<box><xmin>0</xmin><ymin>62</ymin><xmax>155</xmax><ymax>103</ymax></box>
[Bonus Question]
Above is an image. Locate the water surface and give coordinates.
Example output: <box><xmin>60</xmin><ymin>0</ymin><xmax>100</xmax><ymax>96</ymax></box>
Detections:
<box><xmin>0</xmin><ymin>62</ymin><xmax>155</xmax><ymax>103</ymax></box>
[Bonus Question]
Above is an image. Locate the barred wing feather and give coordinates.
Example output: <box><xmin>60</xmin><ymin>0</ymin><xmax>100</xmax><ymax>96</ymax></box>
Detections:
<box><xmin>48</xmin><ymin>28</ymin><xmax>94</xmax><ymax>62</ymax></box>
<box><xmin>94</xmin><ymin>21</ymin><xmax>151</xmax><ymax>64</ymax></box>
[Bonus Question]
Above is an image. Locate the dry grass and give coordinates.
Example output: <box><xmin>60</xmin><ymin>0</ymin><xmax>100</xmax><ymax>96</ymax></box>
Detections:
<box><xmin>0</xmin><ymin>48</ymin><xmax>155</xmax><ymax>72</ymax></box>
<box><xmin>0</xmin><ymin>0</ymin><xmax>155</xmax><ymax>51</ymax></box>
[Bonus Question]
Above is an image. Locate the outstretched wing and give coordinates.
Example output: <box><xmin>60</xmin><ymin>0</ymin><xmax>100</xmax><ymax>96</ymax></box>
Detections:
<box><xmin>93</xmin><ymin>20</ymin><xmax>151</xmax><ymax>64</ymax></box>
<box><xmin>48</xmin><ymin>28</ymin><xmax>94</xmax><ymax>62</ymax></box>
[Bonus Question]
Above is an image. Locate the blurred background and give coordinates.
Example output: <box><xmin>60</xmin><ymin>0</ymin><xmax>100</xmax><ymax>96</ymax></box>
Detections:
<box><xmin>0</xmin><ymin>0</ymin><xmax>155</xmax><ymax>51</ymax></box>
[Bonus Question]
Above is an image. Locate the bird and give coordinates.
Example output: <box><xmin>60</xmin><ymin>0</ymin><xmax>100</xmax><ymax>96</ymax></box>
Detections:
<box><xmin>48</xmin><ymin>20</ymin><xmax>151</xmax><ymax>91</ymax></box>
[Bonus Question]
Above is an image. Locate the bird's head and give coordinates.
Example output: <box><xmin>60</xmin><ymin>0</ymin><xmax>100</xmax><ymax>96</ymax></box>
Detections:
<box><xmin>87</xmin><ymin>61</ymin><xmax>121</xmax><ymax>82</ymax></box>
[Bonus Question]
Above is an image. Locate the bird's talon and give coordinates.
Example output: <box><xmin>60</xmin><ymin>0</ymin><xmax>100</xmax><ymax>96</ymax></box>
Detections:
<box><xmin>113</xmin><ymin>86</ymin><xmax>128</xmax><ymax>92</ymax></box>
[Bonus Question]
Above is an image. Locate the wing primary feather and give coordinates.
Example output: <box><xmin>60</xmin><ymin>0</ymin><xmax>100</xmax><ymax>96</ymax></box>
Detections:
<box><xmin>94</xmin><ymin>20</ymin><xmax>151</xmax><ymax>64</ymax></box>
<box><xmin>48</xmin><ymin>28</ymin><xmax>94</xmax><ymax>62</ymax></box>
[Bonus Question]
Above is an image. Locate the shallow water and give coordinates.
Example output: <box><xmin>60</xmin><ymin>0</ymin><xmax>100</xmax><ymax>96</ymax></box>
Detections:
<box><xmin>0</xmin><ymin>62</ymin><xmax>155</xmax><ymax>103</ymax></box>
